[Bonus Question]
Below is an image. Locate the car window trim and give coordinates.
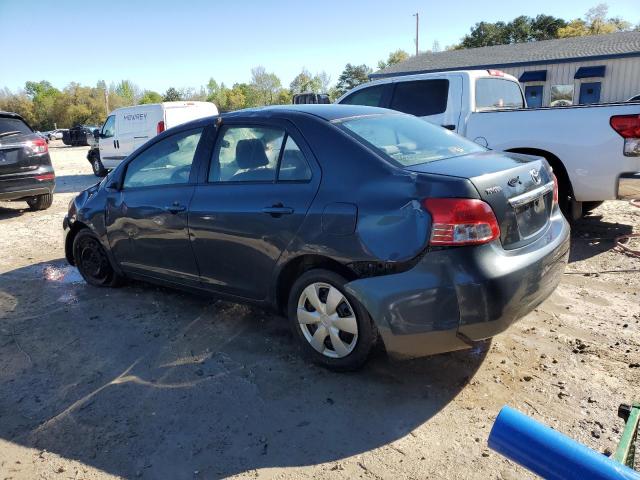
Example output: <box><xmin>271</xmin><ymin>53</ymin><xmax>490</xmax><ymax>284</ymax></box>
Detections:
<box><xmin>120</xmin><ymin>126</ymin><xmax>205</xmax><ymax>191</ymax></box>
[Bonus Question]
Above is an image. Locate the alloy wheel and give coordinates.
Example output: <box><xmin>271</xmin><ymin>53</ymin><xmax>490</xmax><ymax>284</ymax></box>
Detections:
<box><xmin>297</xmin><ymin>282</ymin><xmax>358</xmax><ymax>358</ymax></box>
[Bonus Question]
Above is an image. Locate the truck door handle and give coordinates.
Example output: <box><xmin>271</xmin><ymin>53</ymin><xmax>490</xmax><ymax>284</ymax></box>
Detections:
<box><xmin>164</xmin><ymin>203</ymin><xmax>186</xmax><ymax>214</ymax></box>
<box><xmin>113</xmin><ymin>140</ymin><xmax>117</xmax><ymax>148</ymax></box>
<box><xmin>262</xmin><ymin>204</ymin><xmax>294</xmax><ymax>217</ymax></box>
<box><xmin>442</xmin><ymin>124</ymin><xmax>456</xmax><ymax>130</ymax></box>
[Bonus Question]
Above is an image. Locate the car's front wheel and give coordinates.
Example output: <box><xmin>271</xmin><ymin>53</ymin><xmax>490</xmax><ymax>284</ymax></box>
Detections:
<box><xmin>73</xmin><ymin>229</ymin><xmax>123</xmax><ymax>287</ymax></box>
<box><xmin>288</xmin><ymin>269</ymin><xmax>376</xmax><ymax>371</ymax></box>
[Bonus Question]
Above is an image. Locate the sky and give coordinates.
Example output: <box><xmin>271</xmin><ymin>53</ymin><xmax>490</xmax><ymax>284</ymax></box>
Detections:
<box><xmin>1</xmin><ymin>0</ymin><xmax>638</xmax><ymax>93</ymax></box>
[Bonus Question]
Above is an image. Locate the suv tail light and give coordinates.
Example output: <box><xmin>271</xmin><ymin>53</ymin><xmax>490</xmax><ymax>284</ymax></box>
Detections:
<box><xmin>27</xmin><ymin>137</ymin><xmax>48</xmax><ymax>154</ymax></box>
<box><xmin>35</xmin><ymin>172</ymin><xmax>55</xmax><ymax>181</ymax></box>
<box><xmin>422</xmin><ymin>198</ymin><xmax>500</xmax><ymax>246</ymax></box>
<box><xmin>610</xmin><ymin>114</ymin><xmax>640</xmax><ymax>156</ymax></box>
<box><xmin>157</xmin><ymin>120</ymin><xmax>165</xmax><ymax>135</ymax></box>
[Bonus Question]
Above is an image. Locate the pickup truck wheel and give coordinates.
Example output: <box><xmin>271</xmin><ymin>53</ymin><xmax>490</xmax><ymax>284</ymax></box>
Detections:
<box><xmin>26</xmin><ymin>193</ymin><xmax>53</xmax><ymax>211</ymax></box>
<box><xmin>73</xmin><ymin>229</ymin><xmax>123</xmax><ymax>287</ymax></box>
<box><xmin>288</xmin><ymin>269</ymin><xmax>376</xmax><ymax>371</ymax></box>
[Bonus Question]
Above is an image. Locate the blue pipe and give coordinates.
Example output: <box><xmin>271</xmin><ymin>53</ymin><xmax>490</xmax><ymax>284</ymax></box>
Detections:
<box><xmin>488</xmin><ymin>406</ymin><xmax>640</xmax><ymax>480</ymax></box>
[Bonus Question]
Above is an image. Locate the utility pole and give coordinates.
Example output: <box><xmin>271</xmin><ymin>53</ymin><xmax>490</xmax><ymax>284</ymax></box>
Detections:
<box><xmin>413</xmin><ymin>12</ymin><xmax>419</xmax><ymax>55</ymax></box>
<box><xmin>104</xmin><ymin>89</ymin><xmax>109</xmax><ymax>115</ymax></box>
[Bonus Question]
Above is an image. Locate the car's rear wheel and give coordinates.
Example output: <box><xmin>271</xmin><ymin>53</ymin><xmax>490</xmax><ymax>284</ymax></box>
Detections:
<box><xmin>26</xmin><ymin>193</ymin><xmax>53</xmax><ymax>211</ymax></box>
<box><xmin>73</xmin><ymin>229</ymin><xmax>123</xmax><ymax>287</ymax></box>
<box><xmin>288</xmin><ymin>269</ymin><xmax>376</xmax><ymax>371</ymax></box>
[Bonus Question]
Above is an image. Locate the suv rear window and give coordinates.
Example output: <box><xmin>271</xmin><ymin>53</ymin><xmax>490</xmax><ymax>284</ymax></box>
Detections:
<box><xmin>0</xmin><ymin>116</ymin><xmax>32</xmax><ymax>136</ymax></box>
<box><xmin>340</xmin><ymin>85</ymin><xmax>385</xmax><ymax>107</ymax></box>
<box><xmin>389</xmin><ymin>79</ymin><xmax>449</xmax><ymax>116</ymax></box>
<box><xmin>338</xmin><ymin>113</ymin><xmax>484</xmax><ymax>167</ymax></box>
<box><xmin>475</xmin><ymin>78</ymin><xmax>524</xmax><ymax>110</ymax></box>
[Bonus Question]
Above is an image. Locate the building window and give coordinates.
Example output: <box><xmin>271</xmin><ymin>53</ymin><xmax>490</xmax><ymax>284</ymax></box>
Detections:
<box><xmin>578</xmin><ymin>82</ymin><xmax>601</xmax><ymax>104</ymax></box>
<box><xmin>525</xmin><ymin>85</ymin><xmax>544</xmax><ymax>108</ymax></box>
<box><xmin>550</xmin><ymin>84</ymin><xmax>574</xmax><ymax>106</ymax></box>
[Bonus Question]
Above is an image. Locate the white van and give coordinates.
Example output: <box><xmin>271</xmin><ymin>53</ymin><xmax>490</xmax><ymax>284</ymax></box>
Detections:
<box><xmin>88</xmin><ymin>101</ymin><xmax>218</xmax><ymax>176</ymax></box>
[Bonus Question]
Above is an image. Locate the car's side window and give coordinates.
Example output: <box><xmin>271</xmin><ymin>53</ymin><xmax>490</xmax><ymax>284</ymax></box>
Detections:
<box><xmin>340</xmin><ymin>85</ymin><xmax>386</xmax><ymax>107</ymax></box>
<box><xmin>209</xmin><ymin>126</ymin><xmax>285</xmax><ymax>183</ymax></box>
<box><xmin>278</xmin><ymin>135</ymin><xmax>312</xmax><ymax>182</ymax></box>
<box><xmin>123</xmin><ymin>128</ymin><xmax>203</xmax><ymax>189</ymax></box>
<box><xmin>102</xmin><ymin>115</ymin><xmax>116</xmax><ymax>138</ymax></box>
<box><xmin>389</xmin><ymin>80</ymin><xmax>449</xmax><ymax>116</ymax></box>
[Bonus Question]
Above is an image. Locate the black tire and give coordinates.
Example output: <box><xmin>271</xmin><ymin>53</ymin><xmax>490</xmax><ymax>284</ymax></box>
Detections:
<box><xmin>73</xmin><ymin>229</ymin><xmax>123</xmax><ymax>287</ymax></box>
<box><xmin>26</xmin><ymin>193</ymin><xmax>53</xmax><ymax>211</ymax></box>
<box><xmin>287</xmin><ymin>269</ymin><xmax>376</xmax><ymax>371</ymax></box>
<box><xmin>91</xmin><ymin>155</ymin><xmax>107</xmax><ymax>177</ymax></box>
<box><xmin>583</xmin><ymin>201</ymin><xmax>604</xmax><ymax>214</ymax></box>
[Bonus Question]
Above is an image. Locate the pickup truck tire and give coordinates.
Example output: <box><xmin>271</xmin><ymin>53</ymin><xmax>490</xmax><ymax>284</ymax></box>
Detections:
<box><xmin>26</xmin><ymin>193</ymin><xmax>53</xmax><ymax>211</ymax></box>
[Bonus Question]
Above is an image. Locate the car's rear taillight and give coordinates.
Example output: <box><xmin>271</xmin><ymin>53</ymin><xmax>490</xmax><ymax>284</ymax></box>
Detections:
<box><xmin>422</xmin><ymin>198</ymin><xmax>500</xmax><ymax>246</ymax></box>
<box><xmin>552</xmin><ymin>173</ymin><xmax>559</xmax><ymax>206</ymax></box>
<box><xmin>157</xmin><ymin>120</ymin><xmax>165</xmax><ymax>135</ymax></box>
<box><xmin>35</xmin><ymin>173</ymin><xmax>55</xmax><ymax>181</ymax></box>
<box><xmin>27</xmin><ymin>137</ymin><xmax>48</xmax><ymax>154</ymax></box>
<box><xmin>610</xmin><ymin>114</ymin><xmax>640</xmax><ymax>156</ymax></box>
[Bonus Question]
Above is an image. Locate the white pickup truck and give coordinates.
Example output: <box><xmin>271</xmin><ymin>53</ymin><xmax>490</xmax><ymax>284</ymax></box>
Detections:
<box><xmin>337</xmin><ymin>69</ymin><xmax>640</xmax><ymax>219</ymax></box>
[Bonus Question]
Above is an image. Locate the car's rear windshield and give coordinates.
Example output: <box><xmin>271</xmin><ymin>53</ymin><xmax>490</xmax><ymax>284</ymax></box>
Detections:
<box><xmin>0</xmin><ymin>116</ymin><xmax>32</xmax><ymax>135</ymax></box>
<box><xmin>337</xmin><ymin>113</ymin><xmax>485</xmax><ymax>167</ymax></box>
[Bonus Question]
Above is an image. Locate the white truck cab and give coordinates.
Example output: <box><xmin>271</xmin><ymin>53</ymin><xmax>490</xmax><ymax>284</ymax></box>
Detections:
<box><xmin>89</xmin><ymin>101</ymin><xmax>218</xmax><ymax>176</ymax></box>
<box><xmin>338</xmin><ymin>70</ymin><xmax>640</xmax><ymax>219</ymax></box>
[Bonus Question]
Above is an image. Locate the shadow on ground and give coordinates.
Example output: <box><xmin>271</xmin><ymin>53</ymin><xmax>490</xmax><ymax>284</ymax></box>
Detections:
<box><xmin>569</xmin><ymin>212</ymin><xmax>633</xmax><ymax>263</ymax></box>
<box><xmin>54</xmin><ymin>173</ymin><xmax>99</xmax><ymax>194</ymax></box>
<box><xmin>0</xmin><ymin>260</ymin><xmax>487</xmax><ymax>479</ymax></box>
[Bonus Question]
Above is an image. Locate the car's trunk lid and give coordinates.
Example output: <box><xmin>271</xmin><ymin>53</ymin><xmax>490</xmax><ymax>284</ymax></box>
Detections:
<box><xmin>408</xmin><ymin>151</ymin><xmax>554</xmax><ymax>249</ymax></box>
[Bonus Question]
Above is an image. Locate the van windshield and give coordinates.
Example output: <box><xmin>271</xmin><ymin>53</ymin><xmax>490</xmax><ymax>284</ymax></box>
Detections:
<box><xmin>337</xmin><ymin>114</ymin><xmax>485</xmax><ymax>167</ymax></box>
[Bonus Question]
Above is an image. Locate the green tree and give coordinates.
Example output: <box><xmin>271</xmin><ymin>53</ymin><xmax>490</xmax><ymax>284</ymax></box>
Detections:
<box><xmin>163</xmin><ymin>87</ymin><xmax>182</xmax><ymax>102</ymax></box>
<box><xmin>458</xmin><ymin>14</ymin><xmax>567</xmax><ymax>48</ymax></box>
<box><xmin>530</xmin><ymin>14</ymin><xmax>568</xmax><ymax>40</ymax></box>
<box><xmin>114</xmin><ymin>80</ymin><xmax>140</xmax><ymax>106</ymax></box>
<box><xmin>139</xmin><ymin>90</ymin><xmax>163</xmax><ymax>104</ymax></box>
<box><xmin>289</xmin><ymin>68</ymin><xmax>319</xmax><ymax>94</ymax></box>
<box><xmin>377</xmin><ymin>49</ymin><xmax>409</xmax><ymax>70</ymax></box>
<box><xmin>24</xmin><ymin>80</ymin><xmax>60</xmax><ymax>130</ymax></box>
<box><xmin>558</xmin><ymin>4</ymin><xmax>632</xmax><ymax>37</ymax></box>
<box><xmin>250</xmin><ymin>66</ymin><xmax>282</xmax><ymax>105</ymax></box>
<box><xmin>335</xmin><ymin>64</ymin><xmax>371</xmax><ymax>97</ymax></box>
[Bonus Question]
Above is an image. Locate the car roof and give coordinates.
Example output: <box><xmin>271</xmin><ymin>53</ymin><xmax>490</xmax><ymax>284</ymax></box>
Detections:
<box><xmin>0</xmin><ymin>110</ymin><xmax>24</xmax><ymax>119</ymax></box>
<box><xmin>222</xmin><ymin>104</ymin><xmax>392</xmax><ymax>122</ymax></box>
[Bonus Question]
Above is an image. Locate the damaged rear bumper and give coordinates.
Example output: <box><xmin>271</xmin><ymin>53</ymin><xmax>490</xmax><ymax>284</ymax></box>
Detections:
<box><xmin>345</xmin><ymin>210</ymin><xmax>570</xmax><ymax>359</ymax></box>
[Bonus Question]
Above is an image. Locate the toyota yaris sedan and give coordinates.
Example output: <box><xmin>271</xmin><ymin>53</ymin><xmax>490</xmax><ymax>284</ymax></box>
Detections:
<box><xmin>63</xmin><ymin>105</ymin><xmax>570</xmax><ymax>371</ymax></box>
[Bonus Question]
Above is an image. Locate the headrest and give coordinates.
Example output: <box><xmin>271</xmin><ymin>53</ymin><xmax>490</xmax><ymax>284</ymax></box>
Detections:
<box><xmin>236</xmin><ymin>139</ymin><xmax>269</xmax><ymax>169</ymax></box>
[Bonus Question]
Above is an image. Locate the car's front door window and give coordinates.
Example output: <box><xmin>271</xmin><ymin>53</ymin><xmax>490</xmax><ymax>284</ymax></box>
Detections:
<box><xmin>123</xmin><ymin>128</ymin><xmax>203</xmax><ymax>188</ymax></box>
<box><xmin>102</xmin><ymin>115</ymin><xmax>116</xmax><ymax>138</ymax></box>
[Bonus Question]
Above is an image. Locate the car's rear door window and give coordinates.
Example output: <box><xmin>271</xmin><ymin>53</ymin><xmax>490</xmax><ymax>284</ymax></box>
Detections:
<box><xmin>123</xmin><ymin>128</ymin><xmax>203</xmax><ymax>188</ymax></box>
<box><xmin>340</xmin><ymin>85</ymin><xmax>386</xmax><ymax>107</ymax></box>
<box><xmin>209</xmin><ymin>126</ymin><xmax>286</xmax><ymax>183</ymax></box>
<box><xmin>278</xmin><ymin>135</ymin><xmax>312</xmax><ymax>181</ymax></box>
<box><xmin>475</xmin><ymin>78</ymin><xmax>524</xmax><ymax>110</ymax></box>
<box><xmin>389</xmin><ymin>79</ymin><xmax>449</xmax><ymax>116</ymax></box>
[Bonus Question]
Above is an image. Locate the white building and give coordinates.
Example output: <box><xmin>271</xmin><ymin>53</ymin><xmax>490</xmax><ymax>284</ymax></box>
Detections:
<box><xmin>373</xmin><ymin>32</ymin><xmax>640</xmax><ymax>107</ymax></box>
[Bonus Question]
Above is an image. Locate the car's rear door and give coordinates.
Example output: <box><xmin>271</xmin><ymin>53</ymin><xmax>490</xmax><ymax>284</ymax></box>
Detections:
<box><xmin>106</xmin><ymin>126</ymin><xmax>205</xmax><ymax>286</ymax></box>
<box><xmin>189</xmin><ymin>119</ymin><xmax>320</xmax><ymax>300</ymax></box>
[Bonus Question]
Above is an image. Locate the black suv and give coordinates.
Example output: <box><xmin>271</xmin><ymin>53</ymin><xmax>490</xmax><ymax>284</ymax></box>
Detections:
<box><xmin>0</xmin><ymin>111</ymin><xmax>55</xmax><ymax>210</ymax></box>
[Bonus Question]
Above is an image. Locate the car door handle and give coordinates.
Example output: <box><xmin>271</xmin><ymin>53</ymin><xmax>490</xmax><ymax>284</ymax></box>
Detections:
<box><xmin>164</xmin><ymin>204</ymin><xmax>186</xmax><ymax>214</ymax></box>
<box><xmin>262</xmin><ymin>204</ymin><xmax>294</xmax><ymax>217</ymax></box>
<box><xmin>113</xmin><ymin>140</ymin><xmax>117</xmax><ymax>148</ymax></box>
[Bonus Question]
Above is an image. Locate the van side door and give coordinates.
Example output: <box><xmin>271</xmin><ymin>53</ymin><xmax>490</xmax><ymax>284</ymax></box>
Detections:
<box><xmin>98</xmin><ymin>115</ymin><xmax>121</xmax><ymax>165</ymax></box>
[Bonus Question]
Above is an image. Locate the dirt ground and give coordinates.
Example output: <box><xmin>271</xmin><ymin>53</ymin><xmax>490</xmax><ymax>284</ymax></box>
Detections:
<box><xmin>1</xmin><ymin>143</ymin><xmax>639</xmax><ymax>480</ymax></box>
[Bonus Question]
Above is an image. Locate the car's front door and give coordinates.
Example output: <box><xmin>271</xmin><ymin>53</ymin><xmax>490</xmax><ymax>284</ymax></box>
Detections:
<box><xmin>98</xmin><ymin>115</ymin><xmax>121</xmax><ymax>163</ymax></box>
<box><xmin>106</xmin><ymin>127</ymin><xmax>205</xmax><ymax>285</ymax></box>
<box><xmin>189</xmin><ymin>122</ymin><xmax>320</xmax><ymax>300</ymax></box>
